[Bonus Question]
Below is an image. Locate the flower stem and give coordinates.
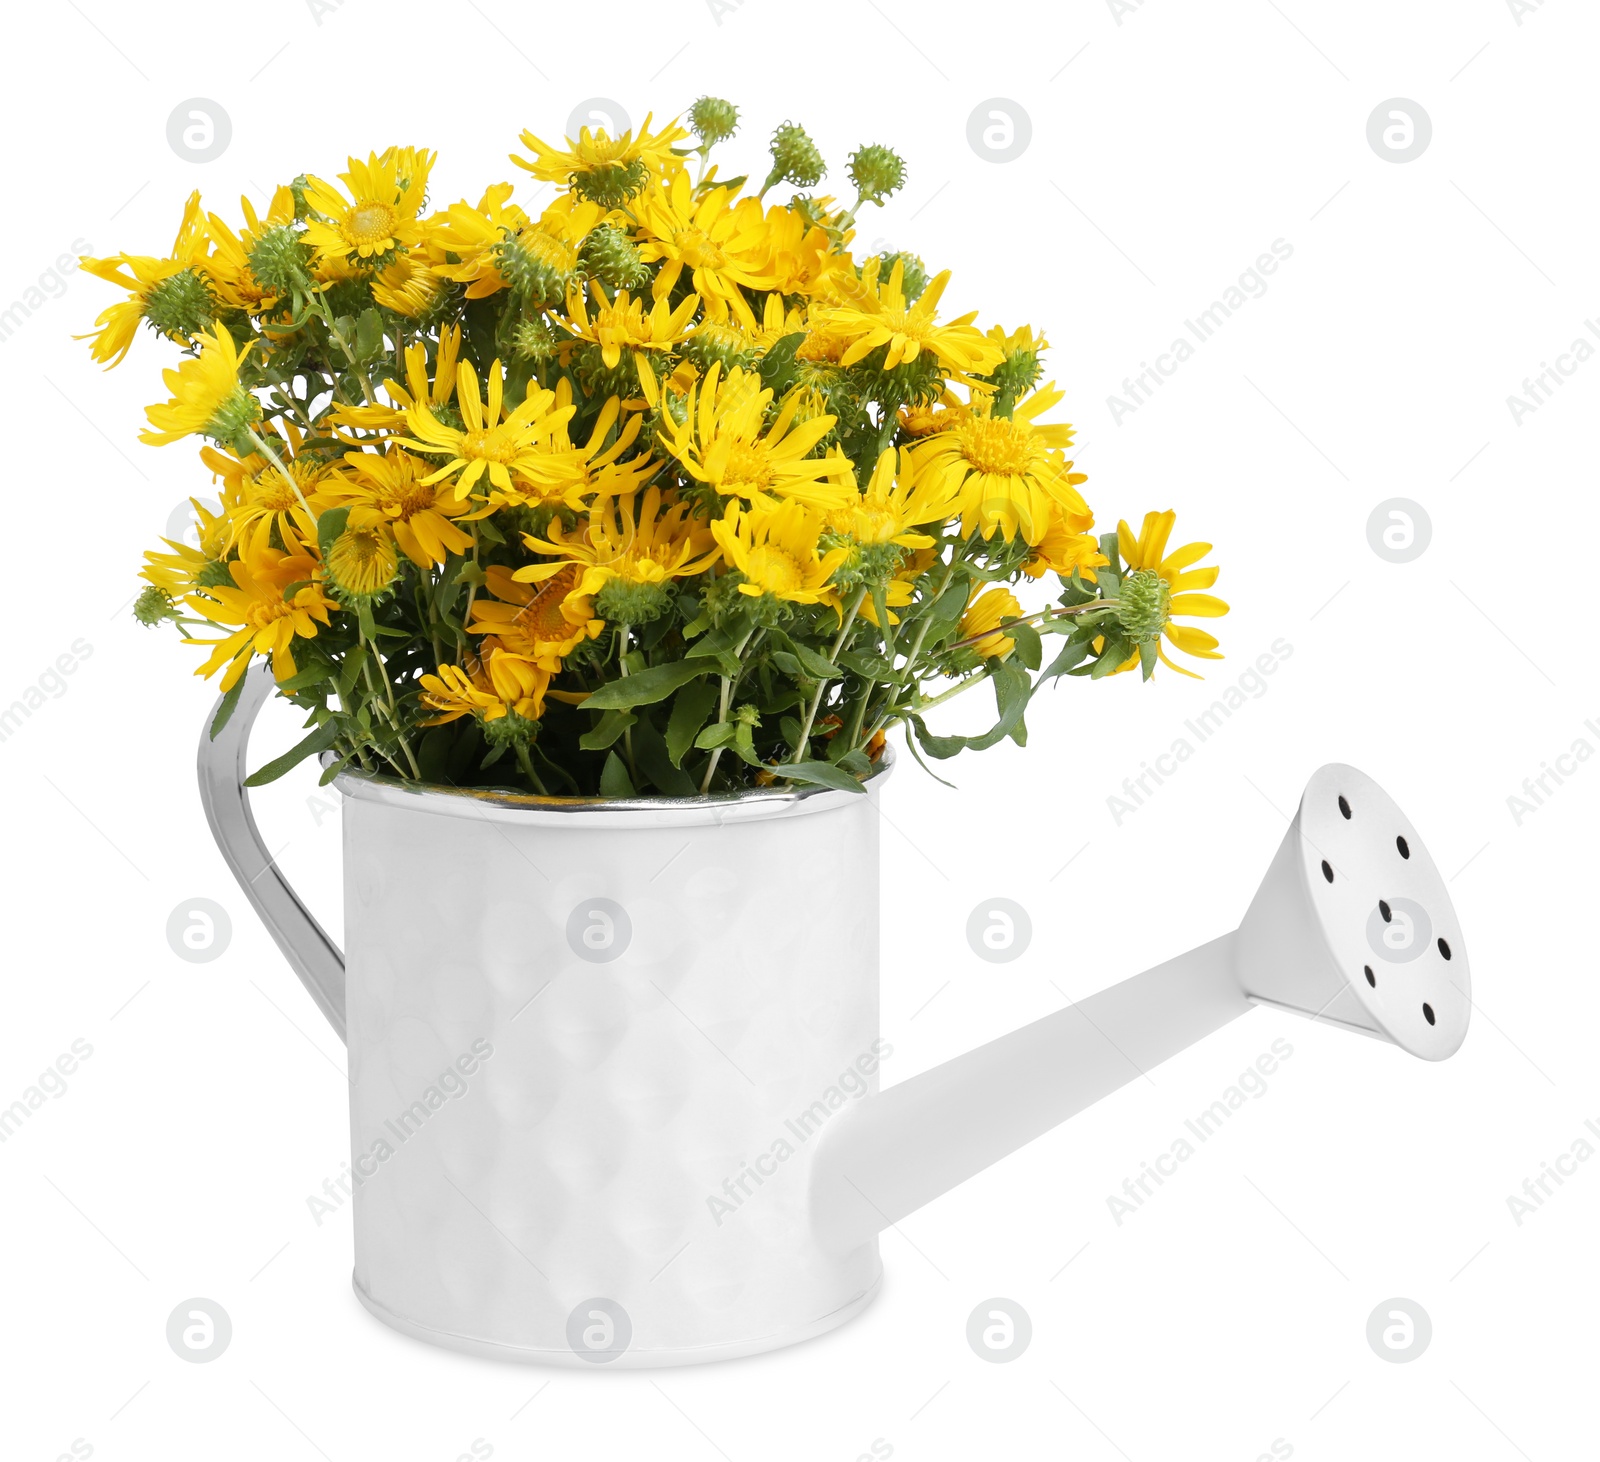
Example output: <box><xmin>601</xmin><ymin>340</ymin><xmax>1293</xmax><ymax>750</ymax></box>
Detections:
<box><xmin>699</xmin><ymin>625</ymin><xmax>757</xmax><ymax>794</ymax></box>
<box><xmin>790</xmin><ymin>587</ymin><xmax>865</xmax><ymax>763</ymax></box>
<box><xmin>246</xmin><ymin>428</ymin><xmax>317</xmax><ymax>526</ymax></box>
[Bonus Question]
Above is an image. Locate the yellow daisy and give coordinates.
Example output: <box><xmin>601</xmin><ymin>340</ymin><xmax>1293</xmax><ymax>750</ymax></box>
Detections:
<box><xmin>398</xmin><ymin>358</ymin><xmax>583</xmax><ymax>502</ymax></box>
<box><xmin>421</xmin><ymin>649</ymin><xmax>550</xmax><ymax>725</ymax></box>
<box><xmin>204</xmin><ymin>426</ymin><xmax>332</xmax><ymax>553</ymax></box>
<box><xmin>332</xmin><ymin>324</ymin><xmax>461</xmax><ymax>438</ymax></box>
<box><xmin>139</xmin><ymin>325</ymin><xmax>260</xmax><ymax>447</ymax></box>
<box><xmin>1022</xmin><ymin>502</ymin><xmax>1109</xmax><ymax>582</ymax></box>
<box><xmin>325</xmin><ymin>446</ymin><xmax>473</xmax><ymax>568</ymax></box>
<box><xmin>78</xmin><ymin>191</ymin><xmax>212</xmax><ymax>366</ymax></box>
<box><xmin>563</xmin><ymin>279</ymin><xmax>700</xmax><ymax>406</ymax></box>
<box><xmin>370</xmin><ymin>250</ymin><xmax>444</xmax><ymax>317</ymax></box>
<box><xmin>1104</xmin><ymin>511</ymin><xmax>1228</xmax><ymax>678</ymax></box>
<box><xmin>141</xmin><ymin>497</ymin><xmax>231</xmax><ymax>597</ymax></box>
<box><xmin>634</xmin><ymin>172</ymin><xmax>776</xmax><ymax>328</ymax></box>
<box><xmin>658</xmin><ymin>362</ymin><xmax>856</xmax><ymax>513</ymax></box>
<box><xmin>204</xmin><ymin>187</ymin><xmax>297</xmax><ymax>315</ymax></box>
<box><xmin>827</xmin><ymin>447</ymin><xmax>958</xmax><ymax>550</ymax></box>
<box><xmin>814</xmin><ymin>257</ymin><xmax>1004</xmax><ymax>377</ymax></box>
<box><xmin>958</xmin><ymin>585</ymin><xmax>1023</xmax><ymax>662</ymax></box>
<box><xmin>324</xmin><ymin>522</ymin><xmax>399</xmax><ymax>602</ymax></box>
<box><xmin>909</xmin><ymin>384</ymin><xmax>1091</xmax><ymax>546</ymax></box>
<box><xmin>516</xmin><ymin>487</ymin><xmax>719</xmax><ymax>599</ymax></box>
<box><xmin>184</xmin><ymin>543</ymin><xmax>335</xmax><ymax>689</ymax></box>
<box><xmin>467</xmin><ymin>564</ymin><xmax>603</xmax><ymax>671</ymax></box>
<box><xmin>511</xmin><ymin>113</ymin><xmax>688</xmax><ymax>203</ymax></box>
<box><xmin>710</xmin><ymin>500</ymin><xmax>848</xmax><ymax>605</ymax></box>
<box><xmin>302</xmin><ymin>147</ymin><xmax>435</xmax><ymax>267</ymax></box>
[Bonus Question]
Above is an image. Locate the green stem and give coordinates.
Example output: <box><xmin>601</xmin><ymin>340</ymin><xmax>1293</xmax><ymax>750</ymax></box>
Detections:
<box><xmin>246</xmin><ymin>429</ymin><xmax>316</xmax><ymax>526</ymax></box>
<box><xmin>791</xmin><ymin>587</ymin><xmax>865</xmax><ymax>763</ymax></box>
<box><xmin>698</xmin><ymin>625</ymin><xmax>757</xmax><ymax>794</ymax></box>
<box><xmin>515</xmin><ymin>742</ymin><xmax>550</xmax><ymax>795</ymax></box>
<box><xmin>309</xmin><ymin>292</ymin><xmax>377</xmax><ymax>405</ymax></box>
<box><xmin>617</xmin><ymin>623</ymin><xmax>637</xmax><ymax>784</ymax></box>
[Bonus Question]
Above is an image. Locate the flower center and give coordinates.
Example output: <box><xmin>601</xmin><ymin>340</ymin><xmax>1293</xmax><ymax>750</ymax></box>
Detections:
<box><xmin>346</xmin><ymin>202</ymin><xmax>398</xmax><ymax>245</ymax></box>
<box><xmin>956</xmin><ymin>416</ymin><xmax>1036</xmax><ymax>476</ymax></box>
<box><xmin>460</xmin><ymin>427</ymin><xmax>519</xmax><ymax>464</ymax></box>
<box><xmin>675</xmin><ymin>228</ymin><xmax>726</xmax><ymax>270</ymax></box>
<box><xmin>515</xmin><ymin>565</ymin><xmax>581</xmax><ymax>638</ymax></box>
<box><xmin>723</xmin><ymin>443</ymin><xmax>775</xmax><ymax>492</ymax></box>
<box><xmin>744</xmin><ymin>546</ymin><xmax>804</xmax><ymax>593</ymax></box>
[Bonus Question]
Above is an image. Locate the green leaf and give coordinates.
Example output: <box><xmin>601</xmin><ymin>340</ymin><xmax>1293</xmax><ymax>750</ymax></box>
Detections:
<box><xmin>1009</xmin><ymin>621</ymin><xmax>1042</xmax><ymax>671</ymax></box>
<box><xmin>835</xmin><ymin>748</ymin><xmax>872</xmax><ymax>776</ymax></box>
<box><xmin>475</xmin><ymin>514</ymin><xmax>506</xmax><ymax>546</ymax></box>
<box><xmin>666</xmin><ymin>680</ymin><xmax>719</xmax><ymax>766</ymax></box>
<box><xmin>599</xmin><ymin>750</ymin><xmax>636</xmax><ymax>799</ymax></box>
<box><xmin>316</xmin><ymin>505</ymin><xmax>351</xmax><ymax>561</ymax></box>
<box><xmin>318</xmin><ymin>752</ymin><xmax>356</xmax><ymax>786</ymax></box>
<box><xmin>838</xmin><ymin>649</ymin><xmax>895</xmax><ymax>680</ymax></box>
<box><xmin>782</xmin><ymin>760</ymin><xmax>867</xmax><ymax>794</ymax></box>
<box><xmin>789</xmin><ymin>641</ymin><xmax>842</xmax><ymax>679</ymax></box>
<box><xmin>1138</xmin><ymin>639</ymin><xmax>1158</xmax><ymax>681</ymax></box>
<box><xmin>276</xmin><ymin>662</ymin><xmax>334</xmax><ymax>693</ymax></box>
<box><xmin>209</xmin><ymin>675</ymin><xmax>246</xmax><ymax>741</ymax></box>
<box><xmin>581</xmin><ymin>659</ymin><xmax>711</xmax><ymax>712</ymax></box>
<box><xmin>244</xmin><ymin>718</ymin><xmax>342</xmax><ymax>787</ymax></box>
<box><xmin>907</xmin><ymin>663</ymin><xmax>1034</xmax><ymax>760</ymax></box>
<box><xmin>337</xmin><ymin>642</ymin><xmax>367</xmax><ymax>702</ymax></box>
<box><xmin>757</xmin><ymin>331</ymin><xmax>806</xmax><ymax>393</ymax></box>
<box><xmin>355</xmin><ymin>307</ymin><xmax>384</xmax><ymax>362</ymax></box>
<box><xmin>630</xmin><ymin>714</ymin><xmax>698</xmax><ymax>796</ymax></box>
<box><xmin>578</xmin><ymin>709</ymin><xmax>636</xmax><ymax>751</ymax></box>
<box><xmin>694</xmin><ymin>721</ymin><xmax>736</xmax><ymax>751</ymax></box>
<box><xmin>1041</xmin><ymin>633</ymin><xmax>1092</xmax><ymax>682</ymax></box>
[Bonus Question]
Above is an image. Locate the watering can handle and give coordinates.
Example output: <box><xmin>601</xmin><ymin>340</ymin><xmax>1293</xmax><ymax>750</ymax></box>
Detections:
<box><xmin>197</xmin><ymin>661</ymin><xmax>347</xmax><ymax>1044</ymax></box>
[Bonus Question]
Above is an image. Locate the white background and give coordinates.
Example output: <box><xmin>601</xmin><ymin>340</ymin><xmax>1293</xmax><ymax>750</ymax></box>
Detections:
<box><xmin>1</xmin><ymin>0</ymin><xmax>1595</xmax><ymax>1457</ymax></box>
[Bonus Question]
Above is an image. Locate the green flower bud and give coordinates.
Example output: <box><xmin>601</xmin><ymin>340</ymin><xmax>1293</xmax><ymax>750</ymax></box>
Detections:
<box><xmin>495</xmin><ymin>228</ymin><xmax>578</xmax><ymax>308</ymax></box>
<box><xmin>509</xmin><ymin>314</ymin><xmax>560</xmax><ymax>363</ymax></box>
<box><xmin>871</xmin><ymin>250</ymin><xmax>929</xmax><ymax>303</ymax></box>
<box><xmin>143</xmin><ymin>268</ymin><xmax>215</xmax><ymax>341</ymax></box>
<box><xmin>573</xmin><ymin>342</ymin><xmax>636</xmax><ymax>401</ymax></box>
<box><xmin>731</xmin><ymin>702</ymin><xmax>761</xmax><ymax>727</ymax></box>
<box><xmin>569</xmin><ymin>159</ymin><xmax>651</xmax><ymax>209</ymax></box>
<box><xmin>481</xmin><ymin>708</ymin><xmax>540</xmax><ymax>747</ymax></box>
<box><xmin>204</xmin><ymin>389</ymin><xmax>264</xmax><ymax>454</ymax></box>
<box><xmin>195</xmin><ymin>558</ymin><xmax>236</xmax><ymax>589</ymax></box>
<box><xmin>578</xmin><ymin>222</ymin><xmax>648</xmax><ymax>291</ymax></box>
<box><xmin>595</xmin><ymin>577</ymin><xmax>673</xmax><ymax>625</ymax></box>
<box><xmin>689</xmin><ymin>96</ymin><xmax>739</xmax><ymax>147</ymax></box>
<box><xmin>766</xmin><ymin>122</ymin><xmax>826</xmax><ymax>190</ymax></box>
<box><xmin>679</xmin><ymin>319</ymin><xmax>755</xmax><ymax>374</ymax></box>
<box><xmin>1115</xmin><ymin>568</ymin><xmax>1170</xmax><ymax>644</ymax></box>
<box><xmin>847</xmin><ymin>144</ymin><xmax>907</xmax><ymax>207</ymax></box>
<box><xmin>133</xmin><ymin>585</ymin><xmax>177</xmax><ymax>625</ymax></box>
<box><xmin>247</xmin><ymin>225</ymin><xmax>314</xmax><ymax>297</ymax></box>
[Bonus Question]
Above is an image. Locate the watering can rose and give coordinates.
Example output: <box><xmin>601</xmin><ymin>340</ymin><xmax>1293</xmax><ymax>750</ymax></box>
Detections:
<box><xmin>87</xmin><ymin>99</ymin><xmax>1227</xmax><ymax>797</ymax></box>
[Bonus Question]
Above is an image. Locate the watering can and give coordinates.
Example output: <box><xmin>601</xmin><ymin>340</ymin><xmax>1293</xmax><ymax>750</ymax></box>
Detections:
<box><xmin>201</xmin><ymin>664</ymin><xmax>1468</xmax><ymax>1366</ymax></box>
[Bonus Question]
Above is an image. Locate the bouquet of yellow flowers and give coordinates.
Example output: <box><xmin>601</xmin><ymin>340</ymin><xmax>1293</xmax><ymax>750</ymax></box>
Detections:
<box><xmin>83</xmin><ymin>99</ymin><xmax>1227</xmax><ymax>797</ymax></box>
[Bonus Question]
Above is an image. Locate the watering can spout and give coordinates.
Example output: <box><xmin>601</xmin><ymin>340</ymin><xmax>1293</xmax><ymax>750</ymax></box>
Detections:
<box><xmin>810</xmin><ymin>763</ymin><xmax>1471</xmax><ymax>1256</ymax></box>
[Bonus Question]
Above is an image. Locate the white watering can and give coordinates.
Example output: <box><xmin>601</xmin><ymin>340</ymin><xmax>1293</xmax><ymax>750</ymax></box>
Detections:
<box><xmin>201</xmin><ymin>664</ymin><xmax>1469</xmax><ymax>1367</ymax></box>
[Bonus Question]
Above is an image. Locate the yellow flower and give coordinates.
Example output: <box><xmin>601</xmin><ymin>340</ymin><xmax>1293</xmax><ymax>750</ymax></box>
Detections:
<box><xmin>420</xmin><ymin>649</ymin><xmax>550</xmax><ymax>725</ymax></box>
<box><xmin>205</xmin><ymin>427</ymin><xmax>332</xmax><ymax>554</ymax></box>
<box><xmin>204</xmin><ymin>187</ymin><xmax>297</xmax><ymax>315</ymax></box>
<box><xmin>426</xmin><ymin>188</ymin><xmax>601</xmax><ymax>303</ymax></box>
<box><xmin>399</xmin><ymin>358</ymin><xmax>583</xmax><ymax>502</ymax></box>
<box><xmin>909</xmin><ymin>384</ymin><xmax>1091</xmax><ymax>546</ymax></box>
<box><xmin>750</xmin><ymin>199</ymin><xmax>836</xmax><ymax>296</ymax></box>
<box><xmin>1022</xmin><ymin>504</ymin><xmax>1109</xmax><ymax>582</ymax></box>
<box><xmin>710</xmin><ymin>500</ymin><xmax>848</xmax><ymax>605</ymax></box>
<box><xmin>140</xmin><ymin>325</ymin><xmax>260</xmax><ymax>447</ymax></box>
<box><xmin>78</xmin><ymin>191</ymin><xmax>212</xmax><ymax>366</ymax></box>
<box><xmin>467</xmin><ymin>564</ymin><xmax>603</xmax><ymax>671</ymax></box>
<box><xmin>959</xmin><ymin>585</ymin><xmax>1022</xmax><ymax>662</ymax></box>
<box><xmin>141</xmin><ymin>497</ymin><xmax>231</xmax><ymax>597</ymax></box>
<box><xmin>516</xmin><ymin>487</ymin><xmax>719</xmax><ymax>598</ymax></box>
<box><xmin>502</xmin><ymin>378</ymin><xmax>657</xmax><ymax>510</ymax></box>
<box><xmin>511</xmin><ymin>114</ymin><xmax>688</xmax><ymax>200</ymax></box>
<box><xmin>634</xmin><ymin>172</ymin><xmax>775</xmax><ymax>328</ymax></box>
<box><xmin>814</xmin><ymin>257</ymin><xmax>1004</xmax><ymax>377</ymax></box>
<box><xmin>1104</xmin><ymin>511</ymin><xmax>1228</xmax><ymax>678</ymax></box>
<box><xmin>370</xmin><ymin>250</ymin><xmax>443</xmax><ymax>317</ymax></box>
<box><xmin>302</xmin><ymin>148</ymin><xmax>435</xmax><ymax>267</ymax></box>
<box><xmin>325</xmin><ymin>446</ymin><xmax>473</xmax><ymax>568</ymax></box>
<box><xmin>563</xmin><ymin>279</ymin><xmax>700</xmax><ymax>406</ymax></box>
<box><xmin>324</xmin><ymin>522</ymin><xmax>398</xmax><ymax>601</ymax></box>
<box><xmin>332</xmin><ymin>324</ymin><xmax>462</xmax><ymax>438</ymax></box>
<box><xmin>659</xmin><ymin>362</ymin><xmax>856</xmax><ymax>513</ymax></box>
<box><xmin>827</xmin><ymin>447</ymin><xmax>957</xmax><ymax>550</ymax></box>
<box><xmin>184</xmin><ymin>544</ymin><xmax>335</xmax><ymax>690</ymax></box>
<box><xmin>421</xmin><ymin>182</ymin><xmax>531</xmax><ymax>297</ymax></box>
